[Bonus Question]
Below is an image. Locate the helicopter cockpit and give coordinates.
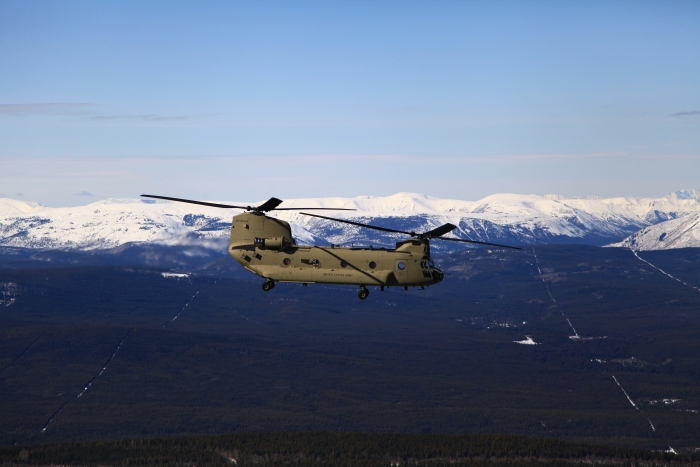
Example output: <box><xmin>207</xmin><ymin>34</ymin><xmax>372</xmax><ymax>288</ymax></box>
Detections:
<box><xmin>420</xmin><ymin>258</ymin><xmax>444</xmax><ymax>283</ymax></box>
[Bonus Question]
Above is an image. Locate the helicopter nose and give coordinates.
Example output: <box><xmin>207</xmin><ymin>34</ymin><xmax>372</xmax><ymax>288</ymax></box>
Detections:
<box><xmin>431</xmin><ymin>268</ymin><xmax>444</xmax><ymax>283</ymax></box>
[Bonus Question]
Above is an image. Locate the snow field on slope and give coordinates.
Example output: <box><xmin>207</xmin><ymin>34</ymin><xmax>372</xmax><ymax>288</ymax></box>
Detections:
<box><xmin>0</xmin><ymin>191</ymin><xmax>699</xmax><ymax>251</ymax></box>
<box><xmin>609</xmin><ymin>212</ymin><xmax>700</xmax><ymax>251</ymax></box>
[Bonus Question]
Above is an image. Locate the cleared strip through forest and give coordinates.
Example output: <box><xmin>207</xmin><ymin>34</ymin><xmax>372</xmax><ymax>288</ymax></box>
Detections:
<box><xmin>39</xmin><ymin>328</ymin><xmax>133</xmax><ymax>434</ymax></box>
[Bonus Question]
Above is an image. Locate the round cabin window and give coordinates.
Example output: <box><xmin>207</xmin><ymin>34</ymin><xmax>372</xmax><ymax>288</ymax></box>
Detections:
<box><xmin>397</xmin><ymin>262</ymin><xmax>406</xmax><ymax>270</ymax></box>
<box><xmin>368</xmin><ymin>261</ymin><xmax>377</xmax><ymax>269</ymax></box>
<box><xmin>340</xmin><ymin>260</ymin><xmax>349</xmax><ymax>268</ymax></box>
<box><xmin>311</xmin><ymin>259</ymin><xmax>320</xmax><ymax>267</ymax></box>
<box><xmin>283</xmin><ymin>258</ymin><xmax>291</xmax><ymax>266</ymax></box>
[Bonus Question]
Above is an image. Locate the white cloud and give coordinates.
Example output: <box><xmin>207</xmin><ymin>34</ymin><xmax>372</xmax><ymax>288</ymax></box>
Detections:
<box><xmin>0</xmin><ymin>103</ymin><xmax>216</xmax><ymax>123</ymax></box>
<box><xmin>670</xmin><ymin>111</ymin><xmax>700</xmax><ymax>117</ymax></box>
<box><xmin>0</xmin><ymin>103</ymin><xmax>91</xmax><ymax>116</ymax></box>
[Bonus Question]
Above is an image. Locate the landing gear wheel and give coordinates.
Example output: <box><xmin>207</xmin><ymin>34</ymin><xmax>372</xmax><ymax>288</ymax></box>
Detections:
<box><xmin>358</xmin><ymin>287</ymin><xmax>369</xmax><ymax>300</ymax></box>
<box><xmin>262</xmin><ymin>280</ymin><xmax>274</xmax><ymax>292</ymax></box>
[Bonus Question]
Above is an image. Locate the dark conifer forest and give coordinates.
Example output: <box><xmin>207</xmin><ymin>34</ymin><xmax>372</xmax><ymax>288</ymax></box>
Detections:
<box><xmin>1</xmin><ymin>245</ymin><xmax>699</xmax><ymax>465</ymax></box>
<box><xmin>1</xmin><ymin>431</ymin><xmax>696</xmax><ymax>466</ymax></box>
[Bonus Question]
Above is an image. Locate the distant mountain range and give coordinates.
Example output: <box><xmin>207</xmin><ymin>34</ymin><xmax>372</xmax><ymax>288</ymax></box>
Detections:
<box><xmin>1</xmin><ymin>190</ymin><xmax>699</xmax><ymax>254</ymax></box>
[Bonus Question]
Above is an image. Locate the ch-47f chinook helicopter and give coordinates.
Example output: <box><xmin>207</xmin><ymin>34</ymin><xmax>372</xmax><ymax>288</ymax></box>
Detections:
<box><xmin>142</xmin><ymin>195</ymin><xmax>521</xmax><ymax>299</ymax></box>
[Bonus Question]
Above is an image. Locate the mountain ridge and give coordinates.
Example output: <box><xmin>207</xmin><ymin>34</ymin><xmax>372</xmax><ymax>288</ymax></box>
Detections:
<box><xmin>608</xmin><ymin>211</ymin><xmax>700</xmax><ymax>251</ymax></box>
<box><xmin>1</xmin><ymin>190</ymin><xmax>699</xmax><ymax>252</ymax></box>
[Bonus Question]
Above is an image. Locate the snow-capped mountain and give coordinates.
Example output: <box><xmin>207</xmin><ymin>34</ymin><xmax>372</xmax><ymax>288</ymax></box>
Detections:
<box><xmin>1</xmin><ymin>190</ymin><xmax>699</xmax><ymax>252</ymax></box>
<box><xmin>608</xmin><ymin>211</ymin><xmax>700</xmax><ymax>251</ymax></box>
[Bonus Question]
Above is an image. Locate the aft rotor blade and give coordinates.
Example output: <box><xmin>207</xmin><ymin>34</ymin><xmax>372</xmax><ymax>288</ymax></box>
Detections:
<box><xmin>141</xmin><ymin>194</ymin><xmax>249</xmax><ymax>209</ymax></box>
<box><xmin>436</xmin><ymin>236</ymin><xmax>521</xmax><ymax>250</ymax></box>
<box><xmin>422</xmin><ymin>223</ymin><xmax>457</xmax><ymax>238</ymax></box>
<box><xmin>300</xmin><ymin>212</ymin><xmax>413</xmax><ymax>235</ymax></box>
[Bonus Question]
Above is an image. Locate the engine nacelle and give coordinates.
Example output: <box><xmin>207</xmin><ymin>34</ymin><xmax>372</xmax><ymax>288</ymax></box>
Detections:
<box><xmin>254</xmin><ymin>236</ymin><xmax>292</xmax><ymax>251</ymax></box>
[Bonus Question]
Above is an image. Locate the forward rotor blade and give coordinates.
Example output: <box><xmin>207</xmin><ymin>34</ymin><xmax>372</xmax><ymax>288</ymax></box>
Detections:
<box><xmin>435</xmin><ymin>236</ymin><xmax>521</xmax><ymax>250</ymax></box>
<box><xmin>300</xmin><ymin>212</ymin><xmax>413</xmax><ymax>235</ymax></box>
<box><xmin>141</xmin><ymin>194</ymin><xmax>249</xmax><ymax>209</ymax></box>
<box><xmin>255</xmin><ymin>196</ymin><xmax>356</xmax><ymax>212</ymax></box>
<box><xmin>142</xmin><ymin>195</ymin><xmax>357</xmax><ymax>212</ymax></box>
<box><xmin>273</xmin><ymin>207</ymin><xmax>357</xmax><ymax>211</ymax></box>
<box><xmin>256</xmin><ymin>197</ymin><xmax>284</xmax><ymax>212</ymax></box>
<box><xmin>422</xmin><ymin>223</ymin><xmax>457</xmax><ymax>238</ymax></box>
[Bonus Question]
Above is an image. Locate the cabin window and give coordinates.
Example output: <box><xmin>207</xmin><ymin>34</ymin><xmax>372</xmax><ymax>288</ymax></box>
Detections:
<box><xmin>368</xmin><ymin>261</ymin><xmax>377</xmax><ymax>269</ymax></box>
<box><xmin>283</xmin><ymin>258</ymin><xmax>291</xmax><ymax>266</ymax></box>
<box><xmin>311</xmin><ymin>259</ymin><xmax>320</xmax><ymax>267</ymax></box>
<box><xmin>340</xmin><ymin>260</ymin><xmax>349</xmax><ymax>268</ymax></box>
<box><xmin>397</xmin><ymin>262</ymin><xmax>406</xmax><ymax>271</ymax></box>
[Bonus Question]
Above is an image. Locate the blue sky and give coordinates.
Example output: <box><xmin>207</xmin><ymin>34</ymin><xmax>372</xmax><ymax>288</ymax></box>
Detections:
<box><xmin>1</xmin><ymin>0</ymin><xmax>698</xmax><ymax>206</ymax></box>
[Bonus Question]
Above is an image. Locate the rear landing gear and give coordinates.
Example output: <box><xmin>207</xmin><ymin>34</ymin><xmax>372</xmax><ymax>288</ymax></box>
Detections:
<box><xmin>262</xmin><ymin>280</ymin><xmax>275</xmax><ymax>292</ymax></box>
<box><xmin>358</xmin><ymin>286</ymin><xmax>369</xmax><ymax>300</ymax></box>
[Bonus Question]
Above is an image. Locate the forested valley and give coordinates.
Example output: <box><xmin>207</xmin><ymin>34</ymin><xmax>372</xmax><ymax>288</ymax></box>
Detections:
<box><xmin>1</xmin><ymin>246</ymin><xmax>699</xmax><ymax>465</ymax></box>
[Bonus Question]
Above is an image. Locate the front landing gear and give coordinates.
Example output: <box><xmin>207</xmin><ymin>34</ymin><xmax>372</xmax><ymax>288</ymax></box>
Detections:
<box><xmin>358</xmin><ymin>286</ymin><xmax>369</xmax><ymax>300</ymax></box>
<box><xmin>262</xmin><ymin>280</ymin><xmax>275</xmax><ymax>292</ymax></box>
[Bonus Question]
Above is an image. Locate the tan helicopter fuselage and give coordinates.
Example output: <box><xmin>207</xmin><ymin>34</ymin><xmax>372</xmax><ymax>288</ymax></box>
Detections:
<box><xmin>227</xmin><ymin>212</ymin><xmax>444</xmax><ymax>287</ymax></box>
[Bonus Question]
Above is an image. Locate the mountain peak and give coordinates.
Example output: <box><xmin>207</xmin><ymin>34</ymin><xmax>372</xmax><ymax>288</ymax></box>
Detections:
<box><xmin>0</xmin><ymin>198</ymin><xmax>44</xmax><ymax>216</ymax></box>
<box><xmin>389</xmin><ymin>192</ymin><xmax>438</xmax><ymax>200</ymax></box>
<box><xmin>668</xmin><ymin>189</ymin><xmax>700</xmax><ymax>201</ymax></box>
